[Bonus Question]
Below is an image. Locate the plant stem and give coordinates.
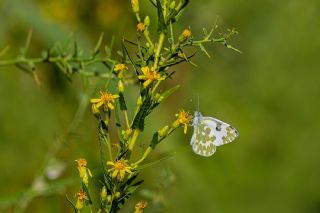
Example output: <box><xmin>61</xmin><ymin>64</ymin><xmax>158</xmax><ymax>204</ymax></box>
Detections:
<box><xmin>134</xmin><ymin>146</ymin><xmax>152</xmax><ymax>165</ymax></box>
<box><xmin>128</xmin><ymin>129</ymin><xmax>140</xmax><ymax>153</ymax></box>
<box><xmin>123</xmin><ymin>110</ymin><xmax>130</xmax><ymax>129</ymax></box>
<box><xmin>153</xmin><ymin>32</ymin><xmax>166</xmax><ymax>70</ymax></box>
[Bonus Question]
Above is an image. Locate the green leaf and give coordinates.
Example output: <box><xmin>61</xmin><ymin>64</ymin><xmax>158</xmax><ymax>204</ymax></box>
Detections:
<box><xmin>93</xmin><ymin>32</ymin><xmax>104</xmax><ymax>57</ymax></box>
<box><xmin>65</xmin><ymin>195</ymin><xmax>77</xmax><ymax>213</ymax></box>
<box><xmin>132</xmin><ymin>95</ymin><xmax>153</xmax><ymax>130</ymax></box>
<box><xmin>199</xmin><ymin>43</ymin><xmax>211</xmax><ymax>58</ymax></box>
<box><xmin>156</xmin><ymin>0</ymin><xmax>167</xmax><ymax>33</ymax></box>
<box><xmin>118</xmin><ymin>92</ymin><xmax>127</xmax><ymax>110</ymax></box>
<box><xmin>122</xmin><ymin>40</ymin><xmax>139</xmax><ymax>75</ymax></box>
<box><xmin>150</xmin><ymin>132</ymin><xmax>160</xmax><ymax>149</ymax></box>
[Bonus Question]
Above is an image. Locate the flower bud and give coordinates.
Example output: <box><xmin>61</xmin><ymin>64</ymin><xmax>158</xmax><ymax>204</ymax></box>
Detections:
<box><xmin>101</xmin><ymin>186</ymin><xmax>107</xmax><ymax>202</ymax></box>
<box><xmin>131</xmin><ymin>0</ymin><xmax>139</xmax><ymax>13</ymax></box>
<box><xmin>144</xmin><ymin>16</ymin><xmax>150</xmax><ymax>27</ymax></box>
<box><xmin>158</xmin><ymin>125</ymin><xmax>169</xmax><ymax>137</ymax></box>
<box><xmin>137</xmin><ymin>96</ymin><xmax>143</xmax><ymax>107</ymax></box>
<box><xmin>170</xmin><ymin>1</ymin><xmax>176</xmax><ymax>9</ymax></box>
<box><xmin>115</xmin><ymin>192</ymin><xmax>121</xmax><ymax>198</ymax></box>
<box><xmin>91</xmin><ymin>104</ymin><xmax>100</xmax><ymax>115</ymax></box>
<box><xmin>118</xmin><ymin>80</ymin><xmax>124</xmax><ymax>92</ymax></box>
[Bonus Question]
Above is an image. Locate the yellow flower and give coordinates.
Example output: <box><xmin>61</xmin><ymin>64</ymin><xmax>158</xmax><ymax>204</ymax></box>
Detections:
<box><xmin>107</xmin><ymin>159</ymin><xmax>134</xmax><ymax>181</ymax></box>
<box><xmin>174</xmin><ymin>109</ymin><xmax>193</xmax><ymax>134</ymax></box>
<box><xmin>138</xmin><ymin>67</ymin><xmax>165</xmax><ymax>88</ymax></box>
<box><xmin>134</xmin><ymin>201</ymin><xmax>148</xmax><ymax>213</ymax></box>
<box><xmin>75</xmin><ymin>189</ymin><xmax>88</xmax><ymax>210</ymax></box>
<box><xmin>182</xmin><ymin>28</ymin><xmax>192</xmax><ymax>39</ymax></box>
<box><xmin>179</xmin><ymin>28</ymin><xmax>192</xmax><ymax>42</ymax></box>
<box><xmin>114</xmin><ymin>63</ymin><xmax>128</xmax><ymax>78</ymax></box>
<box><xmin>90</xmin><ymin>91</ymin><xmax>119</xmax><ymax>110</ymax></box>
<box><xmin>137</xmin><ymin>22</ymin><xmax>146</xmax><ymax>32</ymax></box>
<box><xmin>75</xmin><ymin>158</ymin><xmax>92</xmax><ymax>187</ymax></box>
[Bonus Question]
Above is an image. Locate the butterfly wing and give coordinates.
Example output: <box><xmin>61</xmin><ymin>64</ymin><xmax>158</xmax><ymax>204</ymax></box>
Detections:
<box><xmin>190</xmin><ymin>117</ymin><xmax>217</xmax><ymax>157</ymax></box>
<box><xmin>203</xmin><ymin>116</ymin><xmax>239</xmax><ymax>146</ymax></box>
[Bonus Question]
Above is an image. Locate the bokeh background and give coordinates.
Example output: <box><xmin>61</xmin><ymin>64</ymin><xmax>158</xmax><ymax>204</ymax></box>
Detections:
<box><xmin>1</xmin><ymin>0</ymin><xmax>320</xmax><ymax>212</ymax></box>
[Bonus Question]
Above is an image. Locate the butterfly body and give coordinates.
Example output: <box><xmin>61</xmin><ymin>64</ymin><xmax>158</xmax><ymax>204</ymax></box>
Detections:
<box><xmin>190</xmin><ymin>111</ymin><xmax>239</xmax><ymax>157</ymax></box>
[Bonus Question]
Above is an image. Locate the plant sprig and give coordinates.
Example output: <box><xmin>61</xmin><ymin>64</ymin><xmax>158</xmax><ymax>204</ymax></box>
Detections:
<box><xmin>0</xmin><ymin>0</ymin><xmax>240</xmax><ymax>212</ymax></box>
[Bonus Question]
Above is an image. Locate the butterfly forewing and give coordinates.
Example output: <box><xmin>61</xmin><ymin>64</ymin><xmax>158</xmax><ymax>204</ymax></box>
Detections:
<box><xmin>190</xmin><ymin>111</ymin><xmax>239</xmax><ymax>157</ymax></box>
<box><xmin>203</xmin><ymin>117</ymin><xmax>239</xmax><ymax>146</ymax></box>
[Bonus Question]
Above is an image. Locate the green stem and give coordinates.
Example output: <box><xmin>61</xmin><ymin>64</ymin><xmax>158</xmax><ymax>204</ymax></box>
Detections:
<box><xmin>153</xmin><ymin>33</ymin><xmax>166</xmax><ymax>70</ymax></box>
<box><xmin>128</xmin><ymin>129</ymin><xmax>140</xmax><ymax>152</ymax></box>
<box><xmin>123</xmin><ymin>110</ymin><xmax>130</xmax><ymax>129</ymax></box>
<box><xmin>134</xmin><ymin>146</ymin><xmax>153</xmax><ymax>165</ymax></box>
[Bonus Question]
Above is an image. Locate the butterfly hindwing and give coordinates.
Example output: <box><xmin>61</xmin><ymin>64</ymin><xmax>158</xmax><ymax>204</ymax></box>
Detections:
<box><xmin>190</xmin><ymin>111</ymin><xmax>239</xmax><ymax>157</ymax></box>
<box><xmin>190</xmin><ymin>117</ymin><xmax>217</xmax><ymax>157</ymax></box>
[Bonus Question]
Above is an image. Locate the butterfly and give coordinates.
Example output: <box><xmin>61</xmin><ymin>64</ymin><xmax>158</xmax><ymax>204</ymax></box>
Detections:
<box><xmin>190</xmin><ymin>111</ymin><xmax>239</xmax><ymax>157</ymax></box>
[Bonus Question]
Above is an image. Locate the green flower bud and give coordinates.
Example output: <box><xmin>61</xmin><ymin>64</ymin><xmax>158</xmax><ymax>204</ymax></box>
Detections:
<box><xmin>118</xmin><ymin>80</ymin><xmax>124</xmax><ymax>92</ymax></box>
<box><xmin>131</xmin><ymin>0</ymin><xmax>139</xmax><ymax>13</ymax></box>
<box><xmin>170</xmin><ymin>1</ymin><xmax>176</xmax><ymax>9</ymax></box>
<box><xmin>144</xmin><ymin>16</ymin><xmax>150</xmax><ymax>27</ymax></box>
<box><xmin>115</xmin><ymin>192</ymin><xmax>121</xmax><ymax>198</ymax></box>
<box><xmin>137</xmin><ymin>96</ymin><xmax>143</xmax><ymax>107</ymax></box>
<box><xmin>158</xmin><ymin>125</ymin><xmax>169</xmax><ymax>137</ymax></box>
<box><xmin>101</xmin><ymin>186</ymin><xmax>107</xmax><ymax>202</ymax></box>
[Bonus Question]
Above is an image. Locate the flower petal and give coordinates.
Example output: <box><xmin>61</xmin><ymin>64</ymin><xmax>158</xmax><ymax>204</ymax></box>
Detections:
<box><xmin>90</xmin><ymin>98</ymin><xmax>101</xmax><ymax>103</ymax></box>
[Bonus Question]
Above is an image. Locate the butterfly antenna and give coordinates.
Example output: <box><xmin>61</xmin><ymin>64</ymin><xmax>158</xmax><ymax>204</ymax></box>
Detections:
<box><xmin>197</xmin><ymin>94</ymin><xmax>200</xmax><ymax>112</ymax></box>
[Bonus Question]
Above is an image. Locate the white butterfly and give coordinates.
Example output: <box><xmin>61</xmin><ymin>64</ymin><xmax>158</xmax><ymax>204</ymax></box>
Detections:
<box><xmin>190</xmin><ymin>111</ymin><xmax>239</xmax><ymax>157</ymax></box>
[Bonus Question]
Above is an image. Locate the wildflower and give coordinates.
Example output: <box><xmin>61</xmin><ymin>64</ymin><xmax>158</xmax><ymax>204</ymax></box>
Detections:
<box><xmin>179</xmin><ymin>28</ymin><xmax>192</xmax><ymax>42</ymax></box>
<box><xmin>138</xmin><ymin>67</ymin><xmax>165</xmax><ymax>88</ymax></box>
<box><xmin>107</xmin><ymin>159</ymin><xmax>134</xmax><ymax>181</ymax></box>
<box><xmin>182</xmin><ymin>29</ymin><xmax>192</xmax><ymax>38</ymax></box>
<box><xmin>75</xmin><ymin>189</ymin><xmax>88</xmax><ymax>210</ymax></box>
<box><xmin>90</xmin><ymin>91</ymin><xmax>119</xmax><ymax>110</ymax></box>
<box><xmin>114</xmin><ymin>63</ymin><xmax>128</xmax><ymax>78</ymax></box>
<box><xmin>174</xmin><ymin>109</ymin><xmax>193</xmax><ymax>134</ymax></box>
<box><xmin>137</xmin><ymin>22</ymin><xmax>146</xmax><ymax>32</ymax></box>
<box><xmin>75</xmin><ymin>158</ymin><xmax>92</xmax><ymax>187</ymax></box>
<box><xmin>134</xmin><ymin>201</ymin><xmax>148</xmax><ymax>213</ymax></box>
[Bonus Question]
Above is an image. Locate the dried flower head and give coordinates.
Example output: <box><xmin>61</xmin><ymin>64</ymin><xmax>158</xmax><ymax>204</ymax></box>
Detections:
<box><xmin>107</xmin><ymin>159</ymin><xmax>134</xmax><ymax>181</ymax></box>
<box><xmin>75</xmin><ymin>158</ymin><xmax>92</xmax><ymax>187</ymax></box>
<box><xmin>90</xmin><ymin>91</ymin><xmax>119</xmax><ymax>110</ymax></box>
<box><xmin>174</xmin><ymin>109</ymin><xmax>193</xmax><ymax>134</ymax></box>
<box><xmin>138</xmin><ymin>66</ymin><xmax>165</xmax><ymax>88</ymax></box>
<box><xmin>75</xmin><ymin>189</ymin><xmax>88</xmax><ymax>210</ymax></box>
<box><xmin>134</xmin><ymin>201</ymin><xmax>148</xmax><ymax>213</ymax></box>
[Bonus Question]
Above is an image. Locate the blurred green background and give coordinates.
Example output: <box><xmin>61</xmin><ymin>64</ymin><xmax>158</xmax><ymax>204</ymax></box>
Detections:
<box><xmin>1</xmin><ymin>0</ymin><xmax>320</xmax><ymax>212</ymax></box>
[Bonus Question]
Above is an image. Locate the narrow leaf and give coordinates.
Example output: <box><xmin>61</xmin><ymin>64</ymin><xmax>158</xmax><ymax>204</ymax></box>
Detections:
<box><xmin>156</xmin><ymin>0</ymin><xmax>167</xmax><ymax>33</ymax></box>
